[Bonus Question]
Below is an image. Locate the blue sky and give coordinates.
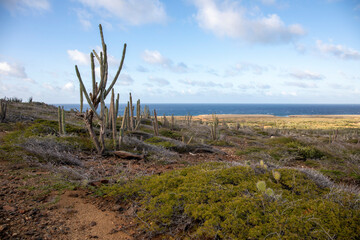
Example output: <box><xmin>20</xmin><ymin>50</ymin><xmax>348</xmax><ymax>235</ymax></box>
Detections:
<box><xmin>0</xmin><ymin>0</ymin><xmax>359</xmax><ymax>104</ymax></box>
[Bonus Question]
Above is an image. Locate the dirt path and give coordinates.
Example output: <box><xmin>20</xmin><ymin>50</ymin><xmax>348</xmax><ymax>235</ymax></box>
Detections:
<box><xmin>50</xmin><ymin>191</ymin><xmax>133</xmax><ymax>240</ymax></box>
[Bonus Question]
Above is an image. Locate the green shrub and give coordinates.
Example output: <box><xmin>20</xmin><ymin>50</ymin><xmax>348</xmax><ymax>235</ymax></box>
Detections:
<box><xmin>236</xmin><ymin>146</ymin><xmax>265</xmax><ymax>155</ymax></box>
<box><xmin>100</xmin><ymin>163</ymin><xmax>360</xmax><ymax>239</ymax></box>
<box><xmin>159</xmin><ymin>129</ymin><xmax>182</xmax><ymax>140</ymax></box>
<box><xmin>144</xmin><ymin>136</ymin><xmax>176</xmax><ymax>149</ymax></box>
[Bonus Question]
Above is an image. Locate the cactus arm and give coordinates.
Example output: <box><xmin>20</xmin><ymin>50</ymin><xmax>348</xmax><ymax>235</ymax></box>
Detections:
<box><xmin>93</xmin><ymin>50</ymin><xmax>101</xmax><ymax>63</ymax></box>
<box><xmin>105</xmin><ymin>43</ymin><xmax>127</xmax><ymax>98</ymax></box>
<box><xmin>58</xmin><ymin>106</ymin><xmax>62</xmax><ymax>134</ymax></box>
<box><xmin>75</xmin><ymin>65</ymin><xmax>101</xmax><ymax>120</ymax></box>
<box><xmin>62</xmin><ymin>107</ymin><xmax>66</xmax><ymax>134</ymax></box>
<box><xmin>80</xmin><ymin>84</ymin><xmax>83</xmax><ymax>113</ymax></box>
<box><xmin>91</xmin><ymin>53</ymin><xmax>96</xmax><ymax>99</ymax></box>
<box><xmin>115</xmin><ymin>93</ymin><xmax>119</xmax><ymax>119</ymax></box>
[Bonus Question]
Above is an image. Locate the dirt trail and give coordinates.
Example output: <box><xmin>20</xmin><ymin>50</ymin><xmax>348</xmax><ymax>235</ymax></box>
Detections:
<box><xmin>54</xmin><ymin>191</ymin><xmax>133</xmax><ymax>240</ymax></box>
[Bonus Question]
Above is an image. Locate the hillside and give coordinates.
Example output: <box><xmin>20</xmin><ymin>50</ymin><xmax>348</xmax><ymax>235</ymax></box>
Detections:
<box><xmin>0</xmin><ymin>101</ymin><xmax>359</xmax><ymax>239</ymax></box>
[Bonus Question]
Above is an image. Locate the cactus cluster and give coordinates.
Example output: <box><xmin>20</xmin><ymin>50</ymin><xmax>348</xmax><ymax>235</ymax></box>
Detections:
<box><xmin>74</xmin><ymin>24</ymin><xmax>126</xmax><ymax>154</ymax></box>
<box><xmin>0</xmin><ymin>100</ymin><xmax>7</xmax><ymax>123</ymax></box>
<box><xmin>185</xmin><ymin>113</ymin><xmax>192</xmax><ymax>126</ymax></box>
<box><xmin>143</xmin><ymin>105</ymin><xmax>150</xmax><ymax>119</ymax></box>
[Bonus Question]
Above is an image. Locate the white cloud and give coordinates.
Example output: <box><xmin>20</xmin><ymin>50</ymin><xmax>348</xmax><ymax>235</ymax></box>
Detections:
<box><xmin>148</xmin><ymin>76</ymin><xmax>170</xmax><ymax>86</ymax></box>
<box><xmin>289</xmin><ymin>70</ymin><xmax>324</xmax><ymax>80</ymax></box>
<box><xmin>118</xmin><ymin>73</ymin><xmax>134</xmax><ymax>86</ymax></box>
<box><xmin>226</xmin><ymin>62</ymin><xmax>267</xmax><ymax>77</ymax></box>
<box><xmin>75</xmin><ymin>9</ymin><xmax>92</xmax><ymax>30</ymax></box>
<box><xmin>179</xmin><ymin>79</ymin><xmax>233</xmax><ymax>88</ymax></box>
<box><xmin>142</xmin><ymin>50</ymin><xmax>189</xmax><ymax>73</ymax></box>
<box><xmin>192</xmin><ymin>0</ymin><xmax>305</xmax><ymax>44</ymax></box>
<box><xmin>0</xmin><ymin>61</ymin><xmax>27</xmax><ymax>78</ymax></box>
<box><xmin>285</xmin><ymin>81</ymin><xmax>318</xmax><ymax>88</ymax></box>
<box><xmin>142</xmin><ymin>50</ymin><xmax>170</xmax><ymax>65</ymax></box>
<box><xmin>316</xmin><ymin>40</ymin><xmax>360</xmax><ymax>60</ymax></box>
<box><xmin>67</xmin><ymin>49</ymin><xmax>90</xmax><ymax>65</ymax></box>
<box><xmin>42</xmin><ymin>83</ymin><xmax>55</xmax><ymax>91</ymax></box>
<box><xmin>63</xmin><ymin>82</ymin><xmax>75</xmax><ymax>91</ymax></box>
<box><xmin>281</xmin><ymin>91</ymin><xmax>297</xmax><ymax>96</ymax></box>
<box><xmin>76</xmin><ymin>0</ymin><xmax>167</xmax><ymax>25</ymax></box>
<box><xmin>1</xmin><ymin>0</ymin><xmax>50</xmax><ymax>13</ymax></box>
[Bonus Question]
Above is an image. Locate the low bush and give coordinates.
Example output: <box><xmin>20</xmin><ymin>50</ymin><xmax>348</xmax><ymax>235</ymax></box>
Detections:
<box><xmin>144</xmin><ymin>136</ymin><xmax>176</xmax><ymax>149</ymax></box>
<box><xmin>100</xmin><ymin>163</ymin><xmax>360</xmax><ymax>239</ymax></box>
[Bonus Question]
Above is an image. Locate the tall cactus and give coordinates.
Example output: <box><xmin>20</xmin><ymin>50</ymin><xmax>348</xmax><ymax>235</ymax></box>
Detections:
<box><xmin>135</xmin><ymin>99</ymin><xmax>141</xmax><ymax>130</ymax></box>
<box><xmin>74</xmin><ymin>24</ymin><xmax>126</xmax><ymax>154</ymax></box>
<box><xmin>210</xmin><ymin>113</ymin><xmax>219</xmax><ymax>140</ymax></box>
<box><xmin>0</xmin><ymin>100</ymin><xmax>7</xmax><ymax>123</ymax></box>
<box><xmin>58</xmin><ymin>106</ymin><xmax>66</xmax><ymax>134</ymax></box>
<box><xmin>119</xmin><ymin>106</ymin><xmax>128</xmax><ymax>145</ymax></box>
<box><xmin>79</xmin><ymin>83</ymin><xmax>83</xmax><ymax>113</ymax></box>
<box><xmin>62</xmin><ymin>107</ymin><xmax>66</xmax><ymax>134</ymax></box>
<box><xmin>153</xmin><ymin>109</ymin><xmax>159</xmax><ymax>136</ymax></box>
<box><xmin>115</xmin><ymin>93</ymin><xmax>119</xmax><ymax>120</ymax></box>
<box><xmin>110</xmin><ymin>89</ymin><xmax>116</xmax><ymax>149</ymax></box>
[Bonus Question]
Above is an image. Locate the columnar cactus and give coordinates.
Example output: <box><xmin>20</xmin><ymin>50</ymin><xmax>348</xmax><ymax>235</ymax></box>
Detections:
<box><xmin>135</xmin><ymin>99</ymin><xmax>141</xmax><ymax>130</ymax></box>
<box><xmin>119</xmin><ymin>105</ymin><xmax>128</xmax><ymax>145</ymax></box>
<box><xmin>171</xmin><ymin>114</ymin><xmax>175</xmax><ymax>130</ymax></box>
<box><xmin>110</xmin><ymin>89</ymin><xmax>116</xmax><ymax>149</ymax></box>
<box><xmin>74</xmin><ymin>24</ymin><xmax>126</xmax><ymax>154</ymax></box>
<box><xmin>0</xmin><ymin>100</ymin><xmax>7</xmax><ymax>123</ymax></box>
<box><xmin>153</xmin><ymin>109</ymin><xmax>159</xmax><ymax>136</ymax></box>
<box><xmin>80</xmin><ymin>84</ymin><xmax>83</xmax><ymax>113</ymax></box>
<box><xmin>210</xmin><ymin>113</ymin><xmax>219</xmax><ymax>140</ymax></box>
<box><xmin>58</xmin><ymin>106</ymin><xmax>66</xmax><ymax>134</ymax></box>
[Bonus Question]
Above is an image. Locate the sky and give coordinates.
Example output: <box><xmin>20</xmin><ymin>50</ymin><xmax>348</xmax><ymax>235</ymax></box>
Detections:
<box><xmin>0</xmin><ymin>0</ymin><xmax>359</xmax><ymax>104</ymax></box>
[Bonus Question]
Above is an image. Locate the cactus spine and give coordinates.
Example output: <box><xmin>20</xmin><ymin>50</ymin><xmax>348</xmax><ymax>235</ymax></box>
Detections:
<box><xmin>74</xmin><ymin>24</ymin><xmax>126</xmax><ymax>154</ymax></box>
<box><xmin>0</xmin><ymin>100</ymin><xmax>7</xmax><ymax>123</ymax></box>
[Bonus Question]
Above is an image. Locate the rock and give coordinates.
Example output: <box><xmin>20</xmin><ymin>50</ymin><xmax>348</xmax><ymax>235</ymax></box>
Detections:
<box><xmin>3</xmin><ymin>205</ymin><xmax>16</xmax><ymax>212</ymax></box>
<box><xmin>112</xmin><ymin>205</ymin><xmax>123</xmax><ymax>212</ymax></box>
<box><xmin>68</xmin><ymin>193</ymin><xmax>79</xmax><ymax>198</ymax></box>
<box><xmin>0</xmin><ymin>224</ymin><xmax>8</xmax><ymax>232</ymax></box>
<box><xmin>90</xmin><ymin>221</ymin><xmax>97</xmax><ymax>227</ymax></box>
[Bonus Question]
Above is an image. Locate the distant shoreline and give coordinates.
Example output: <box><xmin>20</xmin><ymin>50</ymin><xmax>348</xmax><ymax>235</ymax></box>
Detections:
<box><xmin>174</xmin><ymin>114</ymin><xmax>360</xmax><ymax>121</ymax></box>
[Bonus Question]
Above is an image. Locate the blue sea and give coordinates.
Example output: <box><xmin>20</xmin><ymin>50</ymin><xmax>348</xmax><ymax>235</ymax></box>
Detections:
<box><xmin>55</xmin><ymin>104</ymin><xmax>360</xmax><ymax>117</ymax></box>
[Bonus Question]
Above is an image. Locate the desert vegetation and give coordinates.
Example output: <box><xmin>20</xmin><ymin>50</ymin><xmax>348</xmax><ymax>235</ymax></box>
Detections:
<box><xmin>1</xmin><ymin>25</ymin><xmax>359</xmax><ymax>239</ymax></box>
<box><xmin>1</xmin><ymin>99</ymin><xmax>360</xmax><ymax>239</ymax></box>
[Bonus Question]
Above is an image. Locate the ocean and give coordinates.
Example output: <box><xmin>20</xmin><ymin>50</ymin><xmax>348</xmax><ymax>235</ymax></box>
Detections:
<box><xmin>55</xmin><ymin>103</ymin><xmax>360</xmax><ymax>117</ymax></box>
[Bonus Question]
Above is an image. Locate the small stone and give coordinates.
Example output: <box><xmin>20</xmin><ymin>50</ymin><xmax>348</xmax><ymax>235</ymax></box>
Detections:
<box><xmin>3</xmin><ymin>205</ymin><xmax>16</xmax><ymax>212</ymax></box>
<box><xmin>0</xmin><ymin>224</ymin><xmax>8</xmax><ymax>232</ymax></box>
<box><xmin>19</xmin><ymin>209</ymin><xmax>26</xmax><ymax>214</ymax></box>
<box><xmin>68</xmin><ymin>193</ymin><xmax>79</xmax><ymax>198</ymax></box>
<box><xmin>112</xmin><ymin>205</ymin><xmax>123</xmax><ymax>212</ymax></box>
<box><xmin>89</xmin><ymin>221</ymin><xmax>97</xmax><ymax>227</ymax></box>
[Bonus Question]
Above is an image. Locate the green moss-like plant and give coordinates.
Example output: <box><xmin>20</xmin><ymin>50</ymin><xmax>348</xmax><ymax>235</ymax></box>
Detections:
<box><xmin>144</xmin><ymin>136</ymin><xmax>176</xmax><ymax>149</ymax></box>
<box><xmin>99</xmin><ymin>163</ymin><xmax>360</xmax><ymax>239</ymax></box>
<box><xmin>265</xmin><ymin>188</ymin><xmax>274</xmax><ymax>197</ymax></box>
<box><xmin>272</xmin><ymin>170</ymin><xmax>281</xmax><ymax>181</ymax></box>
<box><xmin>256</xmin><ymin>180</ymin><xmax>266</xmax><ymax>192</ymax></box>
